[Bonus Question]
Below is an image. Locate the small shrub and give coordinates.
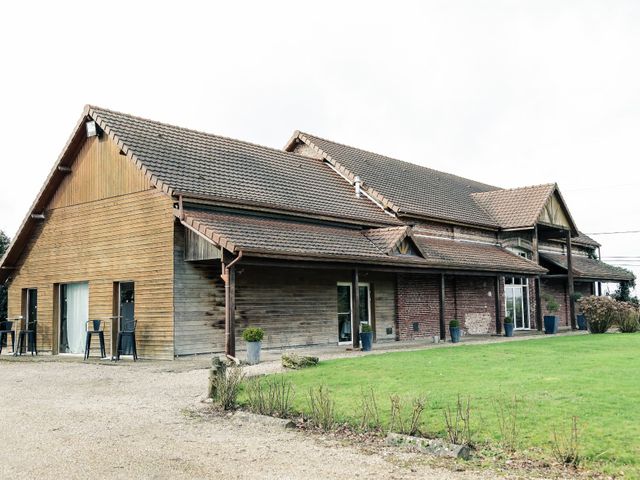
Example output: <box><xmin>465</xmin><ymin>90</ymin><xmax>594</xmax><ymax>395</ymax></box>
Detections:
<box><xmin>503</xmin><ymin>316</ymin><xmax>513</xmax><ymax>324</ymax></box>
<box><xmin>579</xmin><ymin>296</ymin><xmax>618</xmax><ymax>333</ymax></box>
<box><xmin>444</xmin><ymin>395</ymin><xmax>473</xmax><ymax>445</ymax></box>
<box><xmin>357</xmin><ymin>386</ymin><xmax>381</xmax><ymax>431</ymax></box>
<box><xmin>307</xmin><ymin>385</ymin><xmax>335</xmax><ymax>430</ymax></box>
<box><xmin>245</xmin><ymin>376</ymin><xmax>294</xmax><ymax>417</ymax></box>
<box><xmin>211</xmin><ymin>366</ymin><xmax>244</xmax><ymax>410</ymax></box>
<box><xmin>450</xmin><ymin>319</ymin><xmax>460</xmax><ymax>328</ymax></box>
<box><xmin>543</xmin><ymin>294</ymin><xmax>560</xmax><ymax>314</ymax></box>
<box><xmin>361</xmin><ymin>323</ymin><xmax>373</xmax><ymax>333</ymax></box>
<box><xmin>551</xmin><ymin>416</ymin><xmax>581</xmax><ymax>467</ymax></box>
<box><xmin>495</xmin><ymin>395</ymin><xmax>520</xmax><ymax>452</ymax></box>
<box><xmin>617</xmin><ymin>302</ymin><xmax>640</xmax><ymax>333</ymax></box>
<box><xmin>242</xmin><ymin>327</ymin><xmax>264</xmax><ymax>342</ymax></box>
<box><xmin>389</xmin><ymin>394</ymin><xmax>427</xmax><ymax>436</ymax></box>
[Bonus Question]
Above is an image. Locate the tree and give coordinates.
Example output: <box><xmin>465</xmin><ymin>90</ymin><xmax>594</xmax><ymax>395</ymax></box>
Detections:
<box><xmin>612</xmin><ymin>276</ymin><xmax>639</xmax><ymax>306</ymax></box>
<box><xmin>0</xmin><ymin>230</ymin><xmax>9</xmax><ymax>320</ymax></box>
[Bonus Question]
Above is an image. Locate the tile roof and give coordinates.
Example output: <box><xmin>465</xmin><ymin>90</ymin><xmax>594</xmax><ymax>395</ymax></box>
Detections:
<box><xmin>293</xmin><ymin>132</ymin><xmax>500</xmax><ymax>227</ymax></box>
<box><xmin>88</xmin><ymin>106</ymin><xmax>398</xmax><ymax>227</ymax></box>
<box><xmin>413</xmin><ymin>235</ymin><xmax>545</xmax><ymax>274</ymax></box>
<box><xmin>540</xmin><ymin>253</ymin><xmax>634</xmax><ymax>282</ymax></box>
<box><xmin>470</xmin><ymin>184</ymin><xmax>556</xmax><ymax>229</ymax></box>
<box><xmin>181</xmin><ymin>209</ymin><xmax>546</xmax><ymax>274</ymax></box>
<box><xmin>573</xmin><ymin>232</ymin><xmax>601</xmax><ymax>247</ymax></box>
<box><xmin>362</xmin><ymin>226</ymin><xmax>411</xmax><ymax>253</ymax></box>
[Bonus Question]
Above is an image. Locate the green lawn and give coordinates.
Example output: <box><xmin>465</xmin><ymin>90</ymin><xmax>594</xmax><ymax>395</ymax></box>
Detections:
<box><xmin>273</xmin><ymin>335</ymin><xmax>640</xmax><ymax>476</ymax></box>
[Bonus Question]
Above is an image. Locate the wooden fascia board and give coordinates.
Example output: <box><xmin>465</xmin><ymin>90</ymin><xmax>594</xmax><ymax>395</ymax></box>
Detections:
<box><xmin>175</xmin><ymin>191</ymin><xmax>399</xmax><ymax>229</ymax></box>
<box><xmin>239</xmin><ymin>253</ymin><xmax>545</xmax><ymax>276</ymax></box>
<box><xmin>176</xmin><ymin>211</ymin><xmax>237</xmax><ymax>253</ymax></box>
<box><xmin>397</xmin><ymin>211</ymin><xmax>499</xmax><ymax>231</ymax></box>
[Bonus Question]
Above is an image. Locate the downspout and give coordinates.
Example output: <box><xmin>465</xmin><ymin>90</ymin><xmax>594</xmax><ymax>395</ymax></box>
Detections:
<box><xmin>222</xmin><ymin>251</ymin><xmax>243</xmax><ymax>357</ymax></box>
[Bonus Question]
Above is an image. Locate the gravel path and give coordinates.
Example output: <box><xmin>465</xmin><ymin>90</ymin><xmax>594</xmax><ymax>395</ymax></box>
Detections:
<box><xmin>0</xmin><ymin>358</ymin><xmax>495</xmax><ymax>480</ymax></box>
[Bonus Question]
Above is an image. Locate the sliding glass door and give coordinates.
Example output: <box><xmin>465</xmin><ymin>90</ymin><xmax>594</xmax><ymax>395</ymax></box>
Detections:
<box><xmin>59</xmin><ymin>282</ymin><xmax>89</xmax><ymax>354</ymax></box>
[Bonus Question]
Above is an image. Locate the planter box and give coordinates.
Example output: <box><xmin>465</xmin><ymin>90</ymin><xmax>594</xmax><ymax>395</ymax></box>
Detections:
<box><xmin>504</xmin><ymin>323</ymin><xmax>514</xmax><ymax>337</ymax></box>
<box><xmin>577</xmin><ymin>314</ymin><xmax>587</xmax><ymax>331</ymax></box>
<box><xmin>544</xmin><ymin>315</ymin><xmax>559</xmax><ymax>334</ymax></box>
<box><xmin>246</xmin><ymin>341</ymin><xmax>261</xmax><ymax>365</ymax></box>
<box><xmin>449</xmin><ymin>326</ymin><xmax>461</xmax><ymax>343</ymax></box>
<box><xmin>360</xmin><ymin>331</ymin><xmax>373</xmax><ymax>351</ymax></box>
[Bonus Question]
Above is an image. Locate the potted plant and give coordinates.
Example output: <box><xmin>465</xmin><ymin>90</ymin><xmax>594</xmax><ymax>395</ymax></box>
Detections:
<box><xmin>571</xmin><ymin>292</ymin><xmax>587</xmax><ymax>330</ymax></box>
<box><xmin>543</xmin><ymin>294</ymin><xmax>560</xmax><ymax>334</ymax></box>
<box><xmin>242</xmin><ymin>327</ymin><xmax>264</xmax><ymax>365</ymax></box>
<box><xmin>449</xmin><ymin>319</ymin><xmax>461</xmax><ymax>343</ymax></box>
<box><xmin>503</xmin><ymin>316</ymin><xmax>514</xmax><ymax>337</ymax></box>
<box><xmin>360</xmin><ymin>323</ymin><xmax>373</xmax><ymax>351</ymax></box>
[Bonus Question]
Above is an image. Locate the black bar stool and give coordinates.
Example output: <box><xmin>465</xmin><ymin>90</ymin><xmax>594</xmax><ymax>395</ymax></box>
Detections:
<box><xmin>0</xmin><ymin>320</ymin><xmax>16</xmax><ymax>354</ymax></box>
<box><xmin>84</xmin><ymin>319</ymin><xmax>106</xmax><ymax>360</ymax></box>
<box><xmin>116</xmin><ymin>318</ymin><xmax>138</xmax><ymax>361</ymax></box>
<box><xmin>15</xmin><ymin>318</ymin><xmax>37</xmax><ymax>356</ymax></box>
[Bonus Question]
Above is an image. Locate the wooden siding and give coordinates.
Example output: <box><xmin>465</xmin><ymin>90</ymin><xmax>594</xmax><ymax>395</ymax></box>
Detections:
<box><xmin>173</xmin><ymin>231</ymin><xmax>397</xmax><ymax>355</ymax></box>
<box><xmin>49</xmin><ymin>136</ymin><xmax>148</xmax><ymax>209</ymax></box>
<box><xmin>7</xmin><ymin>136</ymin><xmax>175</xmax><ymax>359</ymax></box>
<box><xmin>184</xmin><ymin>228</ymin><xmax>221</xmax><ymax>261</ymax></box>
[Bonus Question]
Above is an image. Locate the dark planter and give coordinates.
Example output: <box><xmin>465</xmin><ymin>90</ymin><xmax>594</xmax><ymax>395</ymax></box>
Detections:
<box><xmin>577</xmin><ymin>314</ymin><xmax>587</xmax><ymax>331</ymax></box>
<box><xmin>449</xmin><ymin>326</ymin><xmax>461</xmax><ymax>343</ymax></box>
<box><xmin>360</xmin><ymin>332</ymin><xmax>373</xmax><ymax>351</ymax></box>
<box><xmin>544</xmin><ymin>315</ymin><xmax>559</xmax><ymax>334</ymax></box>
<box><xmin>504</xmin><ymin>323</ymin><xmax>514</xmax><ymax>337</ymax></box>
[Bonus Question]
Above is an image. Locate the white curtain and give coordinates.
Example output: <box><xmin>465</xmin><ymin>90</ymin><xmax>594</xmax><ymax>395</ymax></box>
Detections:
<box><xmin>66</xmin><ymin>283</ymin><xmax>89</xmax><ymax>354</ymax></box>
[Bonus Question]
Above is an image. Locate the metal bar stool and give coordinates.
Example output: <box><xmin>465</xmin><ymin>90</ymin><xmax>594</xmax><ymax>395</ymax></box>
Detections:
<box><xmin>15</xmin><ymin>317</ymin><xmax>37</xmax><ymax>356</ymax></box>
<box><xmin>0</xmin><ymin>319</ymin><xmax>16</xmax><ymax>354</ymax></box>
<box><xmin>116</xmin><ymin>318</ymin><xmax>138</xmax><ymax>361</ymax></box>
<box><xmin>84</xmin><ymin>319</ymin><xmax>106</xmax><ymax>360</ymax></box>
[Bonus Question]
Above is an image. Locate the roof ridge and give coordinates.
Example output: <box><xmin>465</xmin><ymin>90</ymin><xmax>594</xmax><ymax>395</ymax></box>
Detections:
<box><xmin>298</xmin><ymin>130</ymin><xmax>500</xmax><ymax>191</ymax></box>
<box><xmin>471</xmin><ymin>183</ymin><xmax>557</xmax><ymax>196</ymax></box>
<box><xmin>88</xmin><ymin>105</ymin><xmax>317</xmax><ymax>163</ymax></box>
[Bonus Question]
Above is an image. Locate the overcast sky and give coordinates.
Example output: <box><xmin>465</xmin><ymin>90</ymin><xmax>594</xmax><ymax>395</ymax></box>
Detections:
<box><xmin>1</xmin><ymin>1</ymin><xmax>638</xmax><ymax>292</ymax></box>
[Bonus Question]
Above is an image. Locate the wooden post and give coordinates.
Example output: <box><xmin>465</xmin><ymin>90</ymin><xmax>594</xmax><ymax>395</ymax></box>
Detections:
<box><xmin>534</xmin><ymin>277</ymin><xmax>543</xmax><ymax>331</ymax></box>
<box><xmin>566</xmin><ymin>231</ymin><xmax>577</xmax><ymax>330</ymax></box>
<box><xmin>352</xmin><ymin>268</ymin><xmax>360</xmax><ymax>349</ymax></box>
<box><xmin>494</xmin><ymin>275</ymin><xmax>502</xmax><ymax>335</ymax></box>
<box><xmin>222</xmin><ymin>256</ymin><xmax>237</xmax><ymax>357</ymax></box>
<box><xmin>439</xmin><ymin>274</ymin><xmax>446</xmax><ymax>340</ymax></box>
<box><xmin>370</xmin><ymin>283</ymin><xmax>377</xmax><ymax>343</ymax></box>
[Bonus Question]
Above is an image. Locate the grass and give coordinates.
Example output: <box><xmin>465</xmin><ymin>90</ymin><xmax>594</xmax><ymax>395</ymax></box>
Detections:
<box><xmin>270</xmin><ymin>334</ymin><xmax>640</xmax><ymax>476</ymax></box>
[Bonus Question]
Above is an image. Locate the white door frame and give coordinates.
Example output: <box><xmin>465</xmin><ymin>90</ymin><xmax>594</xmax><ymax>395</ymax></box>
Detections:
<box><xmin>504</xmin><ymin>278</ymin><xmax>531</xmax><ymax>330</ymax></box>
<box><xmin>337</xmin><ymin>282</ymin><xmax>371</xmax><ymax>344</ymax></box>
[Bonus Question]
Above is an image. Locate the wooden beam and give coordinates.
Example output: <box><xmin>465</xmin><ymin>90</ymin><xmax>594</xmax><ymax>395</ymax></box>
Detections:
<box><xmin>566</xmin><ymin>230</ymin><xmax>577</xmax><ymax>330</ymax></box>
<box><xmin>494</xmin><ymin>276</ymin><xmax>502</xmax><ymax>335</ymax></box>
<box><xmin>351</xmin><ymin>268</ymin><xmax>360</xmax><ymax>349</ymax></box>
<box><xmin>439</xmin><ymin>273</ymin><xmax>446</xmax><ymax>340</ymax></box>
<box><xmin>534</xmin><ymin>277</ymin><xmax>543</xmax><ymax>331</ymax></box>
<box><xmin>370</xmin><ymin>283</ymin><xmax>377</xmax><ymax>343</ymax></box>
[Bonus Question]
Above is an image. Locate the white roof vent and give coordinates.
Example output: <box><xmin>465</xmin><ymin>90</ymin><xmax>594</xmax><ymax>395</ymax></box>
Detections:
<box><xmin>354</xmin><ymin>176</ymin><xmax>362</xmax><ymax>198</ymax></box>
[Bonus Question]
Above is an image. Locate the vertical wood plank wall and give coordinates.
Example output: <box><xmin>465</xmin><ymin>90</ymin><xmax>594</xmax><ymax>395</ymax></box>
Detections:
<box><xmin>7</xmin><ymin>136</ymin><xmax>176</xmax><ymax>359</ymax></box>
<box><xmin>173</xmin><ymin>230</ymin><xmax>397</xmax><ymax>356</ymax></box>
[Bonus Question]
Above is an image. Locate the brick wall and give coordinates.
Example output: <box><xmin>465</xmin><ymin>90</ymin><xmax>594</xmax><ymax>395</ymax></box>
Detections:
<box><xmin>396</xmin><ymin>273</ymin><xmax>499</xmax><ymax>339</ymax></box>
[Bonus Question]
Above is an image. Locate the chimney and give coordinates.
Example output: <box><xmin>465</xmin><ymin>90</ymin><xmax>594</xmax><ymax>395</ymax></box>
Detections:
<box><xmin>354</xmin><ymin>176</ymin><xmax>362</xmax><ymax>198</ymax></box>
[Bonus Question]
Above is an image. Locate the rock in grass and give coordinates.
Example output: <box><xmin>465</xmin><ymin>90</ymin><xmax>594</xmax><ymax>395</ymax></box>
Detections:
<box><xmin>281</xmin><ymin>352</ymin><xmax>319</xmax><ymax>369</ymax></box>
<box><xmin>386</xmin><ymin>432</ymin><xmax>471</xmax><ymax>460</ymax></box>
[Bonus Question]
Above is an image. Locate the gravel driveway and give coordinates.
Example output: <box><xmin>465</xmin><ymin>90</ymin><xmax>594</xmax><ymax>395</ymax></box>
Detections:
<box><xmin>0</xmin><ymin>358</ymin><xmax>494</xmax><ymax>480</ymax></box>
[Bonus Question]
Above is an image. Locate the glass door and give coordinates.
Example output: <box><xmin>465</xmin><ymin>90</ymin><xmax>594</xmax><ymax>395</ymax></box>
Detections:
<box><xmin>337</xmin><ymin>283</ymin><xmax>370</xmax><ymax>343</ymax></box>
<box><xmin>504</xmin><ymin>278</ymin><xmax>531</xmax><ymax>330</ymax></box>
<box><xmin>59</xmin><ymin>283</ymin><xmax>89</xmax><ymax>354</ymax></box>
